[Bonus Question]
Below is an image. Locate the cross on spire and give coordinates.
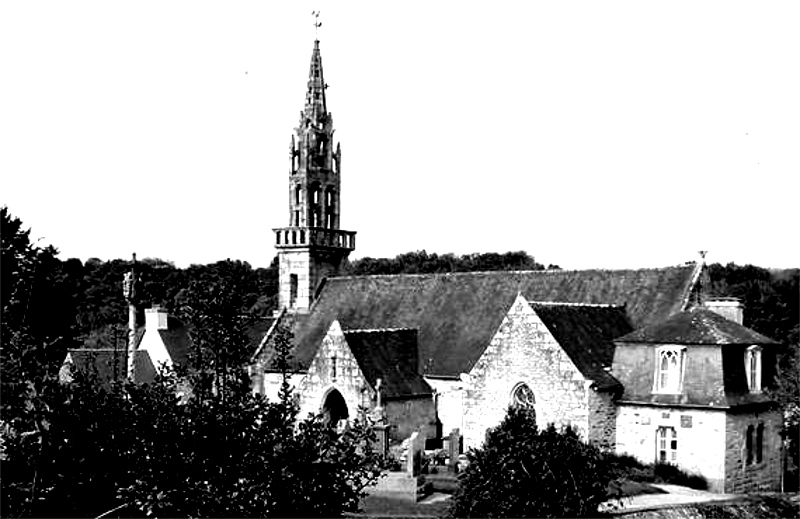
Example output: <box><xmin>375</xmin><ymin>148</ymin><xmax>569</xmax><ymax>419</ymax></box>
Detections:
<box><xmin>312</xmin><ymin>10</ymin><xmax>321</xmax><ymax>39</ymax></box>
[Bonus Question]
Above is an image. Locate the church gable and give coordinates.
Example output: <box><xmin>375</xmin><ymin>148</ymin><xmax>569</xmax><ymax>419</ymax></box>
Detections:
<box><xmin>296</xmin><ymin>320</ymin><xmax>373</xmax><ymax>421</ymax></box>
<box><xmin>463</xmin><ymin>294</ymin><xmax>595</xmax><ymax>448</ymax></box>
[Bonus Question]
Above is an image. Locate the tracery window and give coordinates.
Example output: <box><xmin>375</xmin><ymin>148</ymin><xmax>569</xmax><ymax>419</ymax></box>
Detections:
<box><xmin>654</xmin><ymin>346</ymin><xmax>686</xmax><ymax>393</ymax></box>
<box><xmin>510</xmin><ymin>383</ymin><xmax>536</xmax><ymax>423</ymax></box>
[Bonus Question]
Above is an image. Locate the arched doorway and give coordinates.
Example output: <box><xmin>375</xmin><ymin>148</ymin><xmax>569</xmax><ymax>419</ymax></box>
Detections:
<box><xmin>322</xmin><ymin>388</ymin><xmax>349</xmax><ymax>427</ymax></box>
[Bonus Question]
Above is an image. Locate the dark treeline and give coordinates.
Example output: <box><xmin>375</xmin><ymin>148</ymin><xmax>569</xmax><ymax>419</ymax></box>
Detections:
<box><xmin>345</xmin><ymin>250</ymin><xmax>554</xmax><ymax>275</ymax></box>
<box><xmin>3</xmin><ymin>207</ymin><xmax>796</xmax><ymax>358</ymax></box>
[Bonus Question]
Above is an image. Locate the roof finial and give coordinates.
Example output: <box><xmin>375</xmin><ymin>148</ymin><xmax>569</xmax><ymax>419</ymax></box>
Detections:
<box><xmin>312</xmin><ymin>10</ymin><xmax>321</xmax><ymax>40</ymax></box>
<box><xmin>698</xmin><ymin>250</ymin><xmax>707</xmax><ymax>263</ymax></box>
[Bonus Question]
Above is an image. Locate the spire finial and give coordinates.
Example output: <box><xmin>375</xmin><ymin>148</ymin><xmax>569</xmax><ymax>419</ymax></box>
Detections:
<box><xmin>312</xmin><ymin>10</ymin><xmax>321</xmax><ymax>40</ymax></box>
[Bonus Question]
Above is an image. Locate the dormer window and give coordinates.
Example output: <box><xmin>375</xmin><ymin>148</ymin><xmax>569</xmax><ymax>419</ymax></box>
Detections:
<box><xmin>745</xmin><ymin>345</ymin><xmax>762</xmax><ymax>393</ymax></box>
<box><xmin>654</xmin><ymin>346</ymin><xmax>686</xmax><ymax>394</ymax></box>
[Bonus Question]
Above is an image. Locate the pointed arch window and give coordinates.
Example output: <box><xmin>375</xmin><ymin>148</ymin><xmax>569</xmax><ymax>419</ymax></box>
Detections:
<box><xmin>654</xmin><ymin>346</ymin><xmax>686</xmax><ymax>394</ymax></box>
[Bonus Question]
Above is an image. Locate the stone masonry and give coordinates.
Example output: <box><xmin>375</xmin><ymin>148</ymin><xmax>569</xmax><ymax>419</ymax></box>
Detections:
<box><xmin>295</xmin><ymin>321</ymin><xmax>375</xmax><ymax>421</ymax></box>
<box><xmin>462</xmin><ymin>294</ymin><xmax>614</xmax><ymax>450</ymax></box>
<box><xmin>724</xmin><ymin>408</ymin><xmax>782</xmax><ymax>492</ymax></box>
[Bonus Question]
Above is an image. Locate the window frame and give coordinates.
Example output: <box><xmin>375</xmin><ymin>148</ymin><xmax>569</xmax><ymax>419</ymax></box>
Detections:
<box><xmin>745</xmin><ymin>345</ymin><xmax>762</xmax><ymax>393</ymax></box>
<box><xmin>653</xmin><ymin>346</ymin><xmax>687</xmax><ymax>394</ymax></box>
<box><xmin>656</xmin><ymin>426</ymin><xmax>678</xmax><ymax>464</ymax></box>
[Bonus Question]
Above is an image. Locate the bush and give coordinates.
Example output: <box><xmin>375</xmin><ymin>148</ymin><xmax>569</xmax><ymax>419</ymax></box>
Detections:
<box><xmin>448</xmin><ymin>407</ymin><xmax>613</xmax><ymax>518</ymax></box>
<box><xmin>604</xmin><ymin>451</ymin><xmax>708</xmax><ymax>491</ymax></box>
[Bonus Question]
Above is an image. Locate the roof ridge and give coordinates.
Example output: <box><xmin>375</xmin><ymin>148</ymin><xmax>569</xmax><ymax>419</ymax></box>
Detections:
<box><xmin>68</xmin><ymin>348</ymin><xmax>127</xmax><ymax>352</ymax></box>
<box><xmin>530</xmin><ymin>301</ymin><xmax>626</xmax><ymax>308</ymax></box>
<box><xmin>345</xmin><ymin>327</ymin><xmax>417</xmax><ymax>334</ymax></box>
<box><xmin>331</xmin><ymin>264</ymin><xmax>695</xmax><ymax>282</ymax></box>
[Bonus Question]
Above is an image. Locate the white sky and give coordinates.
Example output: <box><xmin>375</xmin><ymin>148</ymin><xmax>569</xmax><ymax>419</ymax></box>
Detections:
<box><xmin>2</xmin><ymin>1</ymin><xmax>798</xmax><ymax>270</ymax></box>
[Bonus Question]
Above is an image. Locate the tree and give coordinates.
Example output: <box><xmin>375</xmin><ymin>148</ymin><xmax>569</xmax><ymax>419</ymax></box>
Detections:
<box><xmin>346</xmin><ymin>250</ymin><xmax>545</xmax><ymax>276</ymax></box>
<box><xmin>448</xmin><ymin>407</ymin><xmax>612</xmax><ymax>518</ymax></box>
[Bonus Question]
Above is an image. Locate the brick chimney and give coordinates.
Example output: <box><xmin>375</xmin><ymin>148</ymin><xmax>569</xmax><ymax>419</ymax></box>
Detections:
<box><xmin>704</xmin><ymin>297</ymin><xmax>744</xmax><ymax>325</ymax></box>
<box><xmin>145</xmin><ymin>306</ymin><xmax>169</xmax><ymax>330</ymax></box>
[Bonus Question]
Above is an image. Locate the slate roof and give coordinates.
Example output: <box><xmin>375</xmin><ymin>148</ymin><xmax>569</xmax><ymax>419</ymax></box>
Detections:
<box><xmin>246</xmin><ymin>317</ymin><xmax>277</xmax><ymax>357</ymax></box>
<box><xmin>64</xmin><ymin>349</ymin><xmax>155</xmax><ymax>385</ymax></box>
<box><xmin>532</xmin><ymin>303</ymin><xmax>633</xmax><ymax>390</ymax></box>
<box><xmin>155</xmin><ymin>315</ymin><xmax>191</xmax><ymax>366</ymax></box>
<box><xmin>616</xmin><ymin>307</ymin><xmax>779</xmax><ymax>345</ymax></box>
<box><xmin>344</xmin><ymin>328</ymin><xmax>432</xmax><ymax>399</ymax></box>
<box><xmin>277</xmin><ymin>264</ymin><xmax>698</xmax><ymax>377</ymax></box>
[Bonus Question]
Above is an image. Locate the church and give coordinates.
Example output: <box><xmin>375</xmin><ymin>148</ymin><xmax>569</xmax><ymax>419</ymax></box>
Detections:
<box><xmin>249</xmin><ymin>38</ymin><xmax>783</xmax><ymax>494</ymax></box>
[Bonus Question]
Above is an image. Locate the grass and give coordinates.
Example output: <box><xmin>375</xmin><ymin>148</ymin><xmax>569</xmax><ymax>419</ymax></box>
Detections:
<box><xmin>358</xmin><ymin>494</ymin><xmax>451</xmax><ymax>518</ymax></box>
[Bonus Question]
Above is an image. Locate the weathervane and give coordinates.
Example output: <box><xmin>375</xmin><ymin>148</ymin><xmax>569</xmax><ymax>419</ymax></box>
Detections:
<box><xmin>312</xmin><ymin>10</ymin><xmax>321</xmax><ymax>39</ymax></box>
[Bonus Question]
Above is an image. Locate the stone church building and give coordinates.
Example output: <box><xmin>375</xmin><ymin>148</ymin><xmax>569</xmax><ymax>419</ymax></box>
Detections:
<box><xmin>250</xmin><ymin>39</ymin><xmax>783</xmax><ymax>493</ymax></box>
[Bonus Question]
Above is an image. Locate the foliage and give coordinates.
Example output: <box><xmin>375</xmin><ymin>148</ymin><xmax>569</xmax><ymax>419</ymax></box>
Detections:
<box><xmin>605</xmin><ymin>452</ymin><xmax>708</xmax><ymax>490</ymax></box>
<box><xmin>0</xmin><ymin>209</ymin><xmax>383</xmax><ymax>517</ymax></box>
<box><xmin>345</xmin><ymin>250</ymin><xmax>545</xmax><ymax>276</ymax></box>
<box><xmin>448</xmin><ymin>407</ymin><xmax>613</xmax><ymax>518</ymax></box>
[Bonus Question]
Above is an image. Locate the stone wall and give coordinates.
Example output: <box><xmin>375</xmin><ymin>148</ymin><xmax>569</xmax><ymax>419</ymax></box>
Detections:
<box><xmin>724</xmin><ymin>407</ymin><xmax>782</xmax><ymax>493</ymax></box>
<box><xmin>462</xmin><ymin>295</ymin><xmax>593</xmax><ymax>450</ymax></box>
<box><xmin>278</xmin><ymin>250</ymin><xmax>311</xmax><ymax>311</ymax></box>
<box><xmin>258</xmin><ymin>372</ymin><xmax>305</xmax><ymax>403</ymax></box>
<box><xmin>384</xmin><ymin>396</ymin><xmax>437</xmax><ymax>442</ymax></box>
<box><xmin>588</xmin><ymin>390</ymin><xmax>617</xmax><ymax>450</ymax></box>
<box><xmin>296</xmin><ymin>320</ymin><xmax>374</xmax><ymax>421</ymax></box>
<box><xmin>278</xmin><ymin>248</ymin><xmax>346</xmax><ymax>311</ymax></box>
<box><xmin>616</xmin><ymin>404</ymin><xmax>727</xmax><ymax>492</ymax></box>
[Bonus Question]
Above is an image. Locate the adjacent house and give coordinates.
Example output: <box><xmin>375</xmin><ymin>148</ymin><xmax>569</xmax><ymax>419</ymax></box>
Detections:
<box><xmin>612</xmin><ymin>301</ymin><xmax>782</xmax><ymax>492</ymax></box>
<box><xmin>61</xmin><ymin>306</ymin><xmax>190</xmax><ymax>385</ymax></box>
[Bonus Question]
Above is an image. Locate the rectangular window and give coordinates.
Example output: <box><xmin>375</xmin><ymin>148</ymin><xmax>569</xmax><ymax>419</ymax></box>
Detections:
<box><xmin>289</xmin><ymin>274</ymin><xmax>298</xmax><ymax>308</ymax></box>
<box><xmin>746</xmin><ymin>425</ymin><xmax>754</xmax><ymax>465</ymax></box>
<box><xmin>756</xmin><ymin>423</ymin><xmax>764</xmax><ymax>464</ymax></box>
<box><xmin>657</xmin><ymin>426</ymin><xmax>677</xmax><ymax>464</ymax></box>
<box><xmin>654</xmin><ymin>347</ymin><xmax>686</xmax><ymax>393</ymax></box>
<box><xmin>745</xmin><ymin>346</ymin><xmax>762</xmax><ymax>392</ymax></box>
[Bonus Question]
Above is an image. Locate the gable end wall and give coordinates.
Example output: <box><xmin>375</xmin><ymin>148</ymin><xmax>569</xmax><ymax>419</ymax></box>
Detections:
<box><xmin>463</xmin><ymin>296</ymin><xmax>607</xmax><ymax>450</ymax></box>
<box><xmin>296</xmin><ymin>322</ymin><xmax>374</xmax><ymax>421</ymax></box>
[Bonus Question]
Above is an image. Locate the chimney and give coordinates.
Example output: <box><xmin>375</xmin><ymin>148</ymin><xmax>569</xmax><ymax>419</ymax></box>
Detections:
<box><xmin>145</xmin><ymin>306</ymin><xmax>169</xmax><ymax>331</ymax></box>
<box><xmin>704</xmin><ymin>297</ymin><xmax>744</xmax><ymax>325</ymax></box>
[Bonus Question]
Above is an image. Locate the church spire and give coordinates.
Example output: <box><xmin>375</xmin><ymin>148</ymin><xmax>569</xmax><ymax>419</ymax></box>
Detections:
<box><xmin>274</xmin><ymin>36</ymin><xmax>355</xmax><ymax>313</ymax></box>
<box><xmin>304</xmin><ymin>40</ymin><xmax>327</xmax><ymax>127</ymax></box>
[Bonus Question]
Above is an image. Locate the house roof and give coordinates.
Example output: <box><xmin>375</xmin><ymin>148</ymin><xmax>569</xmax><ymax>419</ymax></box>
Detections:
<box><xmin>278</xmin><ymin>264</ymin><xmax>698</xmax><ymax>377</ymax></box>
<box><xmin>156</xmin><ymin>315</ymin><xmax>191</xmax><ymax>366</ymax></box>
<box><xmin>246</xmin><ymin>317</ymin><xmax>278</xmax><ymax>357</ymax></box>
<box><xmin>532</xmin><ymin>303</ymin><xmax>633</xmax><ymax>389</ymax></box>
<box><xmin>344</xmin><ymin>328</ymin><xmax>432</xmax><ymax>399</ymax></box>
<box><xmin>64</xmin><ymin>348</ymin><xmax>155</xmax><ymax>385</ymax></box>
<box><xmin>615</xmin><ymin>307</ymin><xmax>779</xmax><ymax>345</ymax></box>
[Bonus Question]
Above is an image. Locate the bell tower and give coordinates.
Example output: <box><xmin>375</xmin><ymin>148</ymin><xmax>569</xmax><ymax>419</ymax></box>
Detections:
<box><xmin>274</xmin><ymin>39</ymin><xmax>356</xmax><ymax>312</ymax></box>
